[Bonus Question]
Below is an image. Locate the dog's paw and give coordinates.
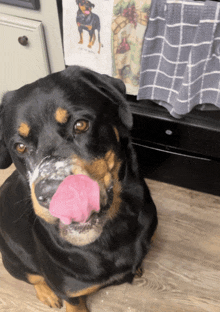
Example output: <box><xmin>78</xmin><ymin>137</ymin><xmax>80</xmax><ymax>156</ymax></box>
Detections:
<box><xmin>134</xmin><ymin>267</ymin><xmax>143</xmax><ymax>278</ymax></box>
<box><xmin>34</xmin><ymin>281</ymin><xmax>63</xmax><ymax>308</ymax></box>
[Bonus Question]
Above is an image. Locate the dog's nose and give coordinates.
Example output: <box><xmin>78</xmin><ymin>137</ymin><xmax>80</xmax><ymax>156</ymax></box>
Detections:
<box><xmin>35</xmin><ymin>179</ymin><xmax>62</xmax><ymax>208</ymax></box>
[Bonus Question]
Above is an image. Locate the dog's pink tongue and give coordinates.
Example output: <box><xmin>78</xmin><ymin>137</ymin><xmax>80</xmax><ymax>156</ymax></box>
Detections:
<box><xmin>49</xmin><ymin>175</ymin><xmax>100</xmax><ymax>225</ymax></box>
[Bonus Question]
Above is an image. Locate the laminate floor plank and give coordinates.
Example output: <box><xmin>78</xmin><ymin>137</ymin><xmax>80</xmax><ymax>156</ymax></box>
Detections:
<box><xmin>0</xmin><ymin>165</ymin><xmax>219</xmax><ymax>311</ymax></box>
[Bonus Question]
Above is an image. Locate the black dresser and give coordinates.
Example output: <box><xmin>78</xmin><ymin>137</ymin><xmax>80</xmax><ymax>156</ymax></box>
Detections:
<box><xmin>129</xmin><ymin>96</ymin><xmax>220</xmax><ymax>196</ymax></box>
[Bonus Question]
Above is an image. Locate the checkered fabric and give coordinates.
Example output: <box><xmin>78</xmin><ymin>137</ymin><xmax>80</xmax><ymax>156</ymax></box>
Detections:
<box><xmin>138</xmin><ymin>0</ymin><xmax>220</xmax><ymax>118</ymax></box>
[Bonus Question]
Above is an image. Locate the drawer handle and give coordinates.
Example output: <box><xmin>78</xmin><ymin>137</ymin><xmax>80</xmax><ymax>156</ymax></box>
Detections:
<box><xmin>18</xmin><ymin>36</ymin><xmax>28</xmax><ymax>46</ymax></box>
<box><xmin>165</xmin><ymin>129</ymin><xmax>173</xmax><ymax>136</ymax></box>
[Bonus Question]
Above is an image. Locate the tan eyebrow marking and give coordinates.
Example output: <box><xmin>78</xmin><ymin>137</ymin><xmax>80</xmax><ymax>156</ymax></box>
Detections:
<box><xmin>55</xmin><ymin>107</ymin><xmax>69</xmax><ymax>124</ymax></box>
<box><xmin>18</xmin><ymin>122</ymin><xmax>30</xmax><ymax>137</ymax></box>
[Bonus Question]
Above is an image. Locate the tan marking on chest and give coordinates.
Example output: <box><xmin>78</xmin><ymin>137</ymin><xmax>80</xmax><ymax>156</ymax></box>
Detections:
<box><xmin>113</xmin><ymin>126</ymin><xmax>120</xmax><ymax>142</ymax></box>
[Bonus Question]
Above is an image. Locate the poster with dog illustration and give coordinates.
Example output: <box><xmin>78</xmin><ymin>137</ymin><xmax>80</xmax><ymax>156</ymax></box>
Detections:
<box><xmin>63</xmin><ymin>0</ymin><xmax>114</xmax><ymax>75</ymax></box>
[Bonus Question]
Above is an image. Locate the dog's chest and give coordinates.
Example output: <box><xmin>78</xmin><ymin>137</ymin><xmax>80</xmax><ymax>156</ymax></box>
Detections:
<box><xmin>78</xmin><ymin>12</ymin><xmax>93</xmax><ymax>24</ymax></box>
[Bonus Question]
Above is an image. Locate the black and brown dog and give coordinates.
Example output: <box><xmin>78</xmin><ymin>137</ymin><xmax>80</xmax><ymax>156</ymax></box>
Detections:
<box><xmin>76</xmin><ymin>0</ymin><xmax>101</xmax><ymax>53</ymax></box>
<box><xmin>0</xmin><ymin>66</ymin><xmax>157</xmax><ymax>312</ymax></box>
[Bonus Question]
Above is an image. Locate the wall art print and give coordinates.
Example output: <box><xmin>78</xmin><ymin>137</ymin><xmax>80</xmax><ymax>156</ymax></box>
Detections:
<box><xmin>112</xmin><ymin>0</ymin><xmax>151</xmax><ymax>95</ymax></box>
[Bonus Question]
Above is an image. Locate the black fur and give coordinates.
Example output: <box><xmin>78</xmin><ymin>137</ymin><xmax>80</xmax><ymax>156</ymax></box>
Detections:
<box><xmin>0</xmin><ymin>66</ymin><xmax>157</xmax><ymax>310</ymax></box>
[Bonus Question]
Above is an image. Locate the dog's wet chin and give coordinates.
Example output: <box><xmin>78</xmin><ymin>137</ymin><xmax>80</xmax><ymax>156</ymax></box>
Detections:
<box><xmin>58</xmin><ymin>213</ymin><xmax>107</xmax><ymax>246</ymax></box>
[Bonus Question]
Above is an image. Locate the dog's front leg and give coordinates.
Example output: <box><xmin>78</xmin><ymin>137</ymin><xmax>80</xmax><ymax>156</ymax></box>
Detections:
<box><xmin>79</xmin><ymin>32</ymin><xmax>83</xmax><ymax>44</ymax></box>
<box><xmin>77</xmin><ymin>25</ymin><xmax>83</xmax><ymax>44</ymax></box>
<box><xmin>88</xmin><ymin>31</ymin><xmax>95</xmax><ymax>48</ymax></box>
<box><xmin>65</xmin><ymin>297</ymin><xmax>89</xmax><ymax>312</ymax></box>
<box><xmin>65</xmin><ymin>284</ymin><xmax>100</xmax><ymax>312</ymax></box>
<box><xmin>27</xmin><ymin>274</ymin><xmax>63</xmax><ymax>308</ymax></box>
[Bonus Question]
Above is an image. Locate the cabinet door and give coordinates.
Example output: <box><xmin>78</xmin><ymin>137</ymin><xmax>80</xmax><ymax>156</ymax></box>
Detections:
<box><xmin>0</xmin><ymin>13</ymin><xmax>50</xmax><ymax>99</ymax></box>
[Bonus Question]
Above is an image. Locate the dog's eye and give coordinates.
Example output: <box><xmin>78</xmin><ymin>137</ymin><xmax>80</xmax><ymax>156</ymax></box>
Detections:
<box><xmin>74</xmin><ymin>120</ymin><xmax>89</xmax><ymax>134</ymax></box>
<box><xmin>15</xmin><ymin>143</ymin><xmax>27</xmax><ymax>154</ymax></box>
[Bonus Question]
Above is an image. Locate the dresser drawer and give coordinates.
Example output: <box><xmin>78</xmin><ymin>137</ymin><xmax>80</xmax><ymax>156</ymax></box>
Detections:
<box><xmin>130</xmin><ymin>100</ymin><xmax>220</xmax><ymax>160</ymax></box>
<box><xmin>133</xmin><ymin>142</ymin><xmax>220</xmax><ymax>196</ymax></box>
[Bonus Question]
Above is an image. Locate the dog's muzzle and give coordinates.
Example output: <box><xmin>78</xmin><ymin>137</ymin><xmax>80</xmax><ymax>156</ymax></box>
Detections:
<box><xmin>30</xmin><ymin>158</ymin><xmax>76</xmax><ymax>208</ymax></box>
<box><xmin>29</xmin><ymin>156</ymin><xmax>116</xmax><ymax>244</ymax></box>
<box><xmin>29</xmin><ymin>157</ymin><xmax>113</xmax><ymax>216</ymax></box>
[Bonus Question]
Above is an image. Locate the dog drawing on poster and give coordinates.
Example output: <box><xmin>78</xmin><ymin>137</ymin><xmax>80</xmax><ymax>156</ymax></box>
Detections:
<box><xmin>76</xmin><ymin>0</ymin><xmax>102</xmax><ymax>53</ymax></box>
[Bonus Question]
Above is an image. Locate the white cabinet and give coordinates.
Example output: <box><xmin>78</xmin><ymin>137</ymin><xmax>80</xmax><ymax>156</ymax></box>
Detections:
<box><xmin>0</xmin><ymin>13</ymin><xmax>50</xmax><ymax>94</ymax></box>
<box><xmin>0</xmin><ymin>1</ymin><xmax>65</xmax><ymax>99</ymax></box>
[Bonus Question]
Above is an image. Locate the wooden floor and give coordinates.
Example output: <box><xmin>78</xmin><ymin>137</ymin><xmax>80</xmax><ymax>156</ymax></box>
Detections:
<box><xmin>0</xmin><ymin>165</ymin><xmax>220</xmax><ymax>312</ymax></box>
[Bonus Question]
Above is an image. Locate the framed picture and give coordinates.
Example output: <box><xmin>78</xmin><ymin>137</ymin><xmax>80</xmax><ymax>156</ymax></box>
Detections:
<box><xmin>0</xmin><ymin>0</ymin><xmax>40</xmax><ymax>10</ymax></box>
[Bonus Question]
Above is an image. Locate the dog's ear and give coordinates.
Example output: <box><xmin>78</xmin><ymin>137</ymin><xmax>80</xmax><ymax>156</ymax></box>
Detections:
<box><xmin>0</xmin><ymin>93</ymin><xmax>13</xmax><ymax>169</ymax></box>
<box><xmin>100</xmin><ymin>75</ymin><xmax>133</xmax><ymax>130</ymax></box>
<box><xmin>62</xmin><ymin>66</ymin><xmax>133</xmax><ymax>129</ymax></box>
